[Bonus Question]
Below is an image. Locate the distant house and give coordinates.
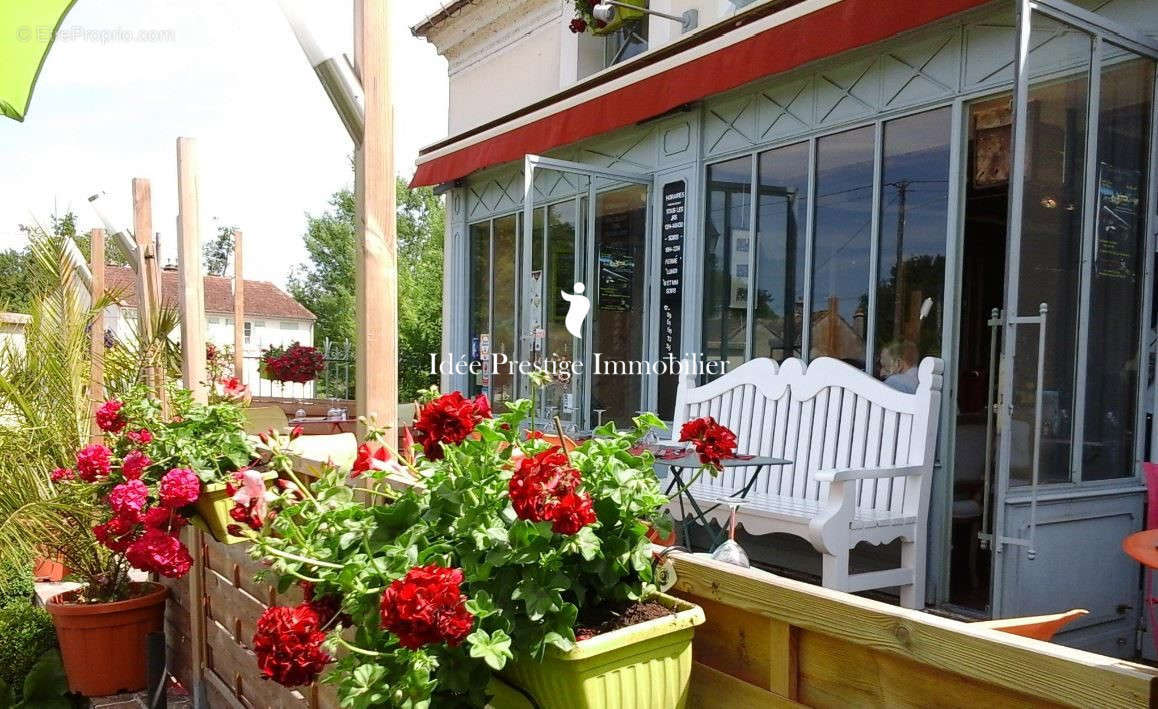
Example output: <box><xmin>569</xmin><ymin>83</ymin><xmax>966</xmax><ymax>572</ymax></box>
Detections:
<box><xmin>104</xmin><ymin>265</ymin><xmax>317</xmax><ymax>395</ymax></box>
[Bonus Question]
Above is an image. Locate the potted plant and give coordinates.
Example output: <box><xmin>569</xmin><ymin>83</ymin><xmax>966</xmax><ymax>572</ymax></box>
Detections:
<box><xmin>567</xmin><ymin>0</ymin><xmax>647</xmax><ymax>36</ymax></box>
<box><xmin>259</xmin><ymin>342</ymin><xmax>325</xmax><ymax>384</ymax></box>
<box><xmin>236</xmin><ymin>382</ymin><xmax>702</xmax><ymax>708</ymax></box>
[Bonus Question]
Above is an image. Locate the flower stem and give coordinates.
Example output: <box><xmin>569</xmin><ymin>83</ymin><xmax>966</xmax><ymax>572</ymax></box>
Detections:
<box><xmin>332</xmin><ymin>635</ymin><xmax>383</xmax><ymax>658</ymax></box>
<box><xmin>259</xmin><ymin>544</ymin><xmax>344</xmax><ymax>569</ymax></box>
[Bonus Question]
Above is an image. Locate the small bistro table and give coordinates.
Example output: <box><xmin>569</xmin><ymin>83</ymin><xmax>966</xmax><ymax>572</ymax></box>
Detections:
<box><xmin>289</xmin><ymin>416</ymin><xmax>358</xmax><ymax>436</ymax></box>
<box><xmin>645</xmin><ymin>445</ymin><xmax>792</xmax><ymax>551</ymax></box>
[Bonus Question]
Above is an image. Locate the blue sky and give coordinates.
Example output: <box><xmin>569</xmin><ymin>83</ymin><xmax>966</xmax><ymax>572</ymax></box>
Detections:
<box><xmin>0</xmin><ymin>0</ymin><xmax>448</xmax><ymax>286</ymax></box>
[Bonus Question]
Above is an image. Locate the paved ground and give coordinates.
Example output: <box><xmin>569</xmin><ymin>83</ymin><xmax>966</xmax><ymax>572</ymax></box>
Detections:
<box><xmin>88</xmin><ymin>685</ymin><xmax>192</xmax><ymax>709</ymax></box>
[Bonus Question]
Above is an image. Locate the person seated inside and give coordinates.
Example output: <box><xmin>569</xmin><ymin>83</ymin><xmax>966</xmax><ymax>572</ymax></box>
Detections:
<box><xmin>879</xmin><ymin>340</ymin><xmax>920</xmax><ymax>393</ymax></box>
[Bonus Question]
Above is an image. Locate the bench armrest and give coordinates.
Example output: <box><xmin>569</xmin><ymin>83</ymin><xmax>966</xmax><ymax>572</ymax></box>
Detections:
<box><xmin>815</xmin><ymin>465</ymin><xmax>927</xmax><ymax>482</ymax></box>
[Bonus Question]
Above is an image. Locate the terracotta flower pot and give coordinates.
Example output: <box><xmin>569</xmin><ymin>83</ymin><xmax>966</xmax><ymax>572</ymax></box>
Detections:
<box><xmin>46</xmin><ymin>582</ymin><xmax>168</xmax><ymax>697</ymax></box>
<box><xmin>33</xmin><ymin>556</ymin><xmax>69</xmax><ymax>582</ymax></box>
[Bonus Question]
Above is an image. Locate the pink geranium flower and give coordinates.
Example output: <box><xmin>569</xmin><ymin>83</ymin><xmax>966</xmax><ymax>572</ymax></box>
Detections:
<box><xmin>159</xmin><ymin>468</ymin><xmax>201</xmax><ymax>508</ymax></box>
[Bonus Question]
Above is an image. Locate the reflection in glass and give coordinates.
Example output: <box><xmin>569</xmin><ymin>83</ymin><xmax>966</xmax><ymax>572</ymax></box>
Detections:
<box><xmin>491</xmin><ymin>214</ymin><xmax>519</xmax><ymax>405</ymax></box>
<box><xmin>875</xmin><ymin>108</ymin><xmax>951</xmax><ymax>390</ymax></box>
<box><xmin>755</xmin><ymin>141</ymin><xmax>810</xmax><ymax>361</ymax></box>
<box><xmin>811</xmin><ymin>126</ymin><xmax>875</xmax><ymax>368</ymax></box>
<box><xmin>467</xmin><ymin>222</ymin><xmax>491</xmax><ymax>397</ymax></box>
<box><xmin>543</xmin><ymin>201</ymin><xmax>578</xmax><ymax>422</ymax></box>
<box><xmin>1082</xmin><ymin>54</ymin><xmax>1154</xmax><ymax>480</ymax></box>
<box><xmin>702</xmin><ymin>157</ymin><xmax>753</xmax><ymax>376</ymax></box>
<box><xmin>591</xmin><ymin>185</ymin><xmax>648</xmax><ymax>426</ymax></box>
<box><xmin>1009</xmin><ymin>15</ymin><xmax>1090</xmax><ymax>485</ymax></box>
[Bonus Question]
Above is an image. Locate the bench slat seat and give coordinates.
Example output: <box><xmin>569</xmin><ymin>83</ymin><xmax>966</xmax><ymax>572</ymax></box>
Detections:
<box><xmin>668</xmin><ymin>356</ymin><xmax>943</xmax><ymax>608</ymax></box>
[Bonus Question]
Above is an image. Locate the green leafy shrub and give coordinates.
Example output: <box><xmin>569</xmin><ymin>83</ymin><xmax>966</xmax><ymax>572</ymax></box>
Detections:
<box><xmin>0</xmin><ymin>561</ymin><xmax>34</xmax><ymax>609</ymax></box>
<box><xmin>0</xmin><ymin>649</ymin><xmax>73</xmax><ymax>708</ymax></box>
<box><xmin>0</xmin><ymin>604</ymin><xmax>58</xmax><ymax>688</ymax></box>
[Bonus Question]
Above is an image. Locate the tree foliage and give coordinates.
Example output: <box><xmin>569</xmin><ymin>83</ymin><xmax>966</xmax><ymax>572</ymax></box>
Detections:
<box><xmin>288</xmin><ymin>179</ymin><xmax>444</xmax><ymax>402</ymax></box>
<box><xmin>203</xmin><ymin>225</ymin><xmax>235</xmax><ymax>277</ymax></box>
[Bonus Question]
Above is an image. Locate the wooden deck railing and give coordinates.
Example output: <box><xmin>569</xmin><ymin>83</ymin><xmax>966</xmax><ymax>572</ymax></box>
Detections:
<box><xmin>667</xmin><ymin>552</ymin><xmax>1158</xmax><ymax>708</ymax></box>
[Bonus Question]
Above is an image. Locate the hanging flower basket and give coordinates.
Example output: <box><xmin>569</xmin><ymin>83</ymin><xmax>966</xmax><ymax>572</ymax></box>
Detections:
<box><xmin>259</xmin><ymin>342</ymin><xmax>325</xmax><ymax>383</ymax></box>
<box><xmin>568</xmin><ymin>0</ymin><xmax>648</xmax><ymax>37</ymax></box>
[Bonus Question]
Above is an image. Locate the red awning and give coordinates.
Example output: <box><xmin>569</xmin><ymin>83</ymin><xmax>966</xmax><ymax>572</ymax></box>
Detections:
<box><xmin>411</xmin><ymin>0</ymin><xmax>990</xmax><ymax>188</ymax></box>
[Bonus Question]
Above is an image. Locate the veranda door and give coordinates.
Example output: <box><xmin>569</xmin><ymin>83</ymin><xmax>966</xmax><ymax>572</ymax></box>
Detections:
<box><xmin>520</xmin><ymin>156</ymin><xmax>653</xmax><ymax>431</ymax></box>
<box><xmin>990</xmin><ymin>0</ymin><xmax>1158</xmax><ymax>654</ymax></box>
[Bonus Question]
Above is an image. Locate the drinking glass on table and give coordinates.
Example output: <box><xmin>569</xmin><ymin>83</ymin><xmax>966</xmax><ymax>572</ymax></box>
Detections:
<box><xmin>711</xmin><ymin>502</ymin><xmax>750</xmax><ymax>568</ymax></box>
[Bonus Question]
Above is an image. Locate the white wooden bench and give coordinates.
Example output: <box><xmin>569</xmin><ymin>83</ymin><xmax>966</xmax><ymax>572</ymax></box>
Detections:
<box><xmin>667</xmin><ymin>356</ymin><xmax>943</xmax><ymax>608</ymax></box>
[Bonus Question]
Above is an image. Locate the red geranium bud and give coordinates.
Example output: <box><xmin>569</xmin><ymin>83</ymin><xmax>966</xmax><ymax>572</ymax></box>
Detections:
<box><xmin>290</xmin><ymin>425</ymin><xmax>304</xmax><ymax>440</ymax></box>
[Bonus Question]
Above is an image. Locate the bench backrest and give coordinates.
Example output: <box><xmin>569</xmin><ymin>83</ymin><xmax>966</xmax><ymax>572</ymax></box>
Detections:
<box><xmin>671</xmin><ymin>357</ymin><xmax>944</xmax><ymax>518</ymax></box>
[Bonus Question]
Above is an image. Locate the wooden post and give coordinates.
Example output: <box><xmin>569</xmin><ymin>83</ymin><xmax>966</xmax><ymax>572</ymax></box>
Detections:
<box><xmin>132</xmin><ymin>178</ymin><xmax>167</xmax><ymax>406</ymax></box>
<box><xmin>354</xmin><ymin>0</ymin><xmax>398</xmax><ymax>439</ymax></box>
<box><xmin>176</xmin><ymin>138</ymin><xmax>208</xmax><ymax>404</ymax></box>
<box><xmin>89</xmin><ymin>229</ymin><xmax>105</xmax><ymax>440</ymax></box>
<box><xmin>232</xmin><ymin>229</ymin><xmax>245</xmax><ymax>382</ymax></box>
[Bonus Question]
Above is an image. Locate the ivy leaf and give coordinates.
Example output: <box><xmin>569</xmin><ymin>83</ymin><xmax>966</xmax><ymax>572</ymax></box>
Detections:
<box><xmin>570</xmin><ymin>526</ymin><xmax>601</xmax><ymax>561</ymax></box>
<box><xmin>543</xmin><ymin>630</ymin><xmax>575</xmax><ymax>653</ymax></box>
<box><xmin>512</xmin><ymin>581</ymin><xmax>560</xmax><ymax>621</ymax></box>
<box><xmin>467</xmin><ymin>629</ymin><xmax>513</xmax><ymax>670</ymax></box>
<box><xmin>464</xmin><ymin>590</ymin><xmax>498</xmax><ymax>620</ymax></box>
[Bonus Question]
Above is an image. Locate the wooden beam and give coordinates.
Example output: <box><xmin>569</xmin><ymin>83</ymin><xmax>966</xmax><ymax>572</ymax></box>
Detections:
<box><xmin>353</xmin><ymin>0</ymin><xmax>398</xmax><ymax>440</ymax></box>
<box><xmin>176</xmin><ymin>138</ymin><xmax>208</xmax><ymax>404</ymax></box>
<box><xmin>232</xmin><ymin>229</ymin><xmax>245</xmax><ymax>382</ymax></box>
<box><xmin>89</xmin><ymin>228</ymin><xmax>105</xmax><ymax>441</ymax></box>
<box><xmin>132</xmin><ymin>178</ymin><xmax>168</xmax><ymax>407</ymax></box>
<box><xmin>668</xmin><ymin>553</ymin><xmax>1157</xmax><ymax>708</ymax></box>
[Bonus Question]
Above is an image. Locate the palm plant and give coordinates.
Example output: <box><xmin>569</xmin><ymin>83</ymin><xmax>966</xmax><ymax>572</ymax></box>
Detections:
<box><xmin>0</xmin><ymin>232</ymin><xmax>176</xmax><ymax>594</ymax></box>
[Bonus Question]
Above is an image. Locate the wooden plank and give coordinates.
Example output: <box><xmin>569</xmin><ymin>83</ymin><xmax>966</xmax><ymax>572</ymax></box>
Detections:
<box><xmin>132</xmin><ymin>178</ymin><xmax>166</xmax><ymax>409</ymax></box>
<box><xmin>88</xmin><ymin>228</ymin><xmax>105</xmax><ymax>439</ymax></box>
<box><xmin>689</xmin><ymin>662</ymin><xmax>803</xmax><ymax>709</ymax></box>
<box><xmin>202</xmin><ymin>666</ymin><xmax>246</xmax><ymax>709</ymax></box>
<box><xmin>176</xmin><ymin>139</ymin><xmax>209</xmax><ymax>404</ymax></box>
<box><xmin>232</xmin><ymin>229</ymin><xmax>245</xmax><ymax>381</ymax></box>
<box><xmin>205</xmin><ymin>618</ymin><xmax>309</xmax><ymax>708</ymax></box>
<box><xmin>353</xmin><ymin>0</ymin><xmax>398</xmax><ymax>441</ymax></box>
<box><xmin>796</xmin><ymin>629</ymin><xmax>1060</xmax><ymax>708</ymax></box>
<box><xmin>204</xmin><ymin>536</ymin><xmax>276</xmax><ymax>607</ymax></box>
<box><xmin>204</xmin><ymin>568</ymin><xmax>266</xmax><ymax>650</ymax></box>
<box><xmin>668</xmin><ymin>553</ymin><xmax>1157</xmax><ymax>708</ymax></box>
<box><xmin>681</xmin><ymin>592</ymin><xmax>798</xmax><ymax>697</ymax></box>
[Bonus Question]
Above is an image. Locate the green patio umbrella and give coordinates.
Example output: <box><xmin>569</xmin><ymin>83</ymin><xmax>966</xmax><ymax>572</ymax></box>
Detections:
<box><xmin>1</xmin><ymin>0</ymin><xmax>78</xmax><ymax>121</ymax></box>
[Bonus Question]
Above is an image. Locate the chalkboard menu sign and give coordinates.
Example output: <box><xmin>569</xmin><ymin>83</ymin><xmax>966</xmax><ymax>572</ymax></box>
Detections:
<box><xmin>658</xmin><ymin>180</ymin><xmax>687</xmax><ymax>416</ymax></box>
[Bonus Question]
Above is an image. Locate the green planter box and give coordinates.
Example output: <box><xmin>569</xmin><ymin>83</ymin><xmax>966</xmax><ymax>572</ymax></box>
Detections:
<box><xmin>191</xmin><ymin>471</ymin><xmax>277</xmax><ymax>544</ymax></box>
<box><xmin>592</xmin><ymin>0</ymin><xmax>647</xmax><ymax>36</ymax></box>
<box><xmin>494</xmin><ymin>593</ymin><xmax>704</xmax><ymax>709</ymax></box>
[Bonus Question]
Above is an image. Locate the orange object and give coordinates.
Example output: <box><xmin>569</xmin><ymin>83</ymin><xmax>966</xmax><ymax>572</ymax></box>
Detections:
<box><xmin>47</xmin><ymin>582</ymin><xmax>168</xmax><ymax>697</ymax></box>
<box><xmin>33</xmin><ymin>556</ymin><xmax>69</xmax><ymax>582</ymax></box>
<box><xmin>974</xmin><ymin>609</ymin><xmax>1088</xmax><ymax>642</ymax></box>
<box><xmin>1123</xmin><ymin>529</ymin><xmax>1158</xmax><ymax>569</ymax></box>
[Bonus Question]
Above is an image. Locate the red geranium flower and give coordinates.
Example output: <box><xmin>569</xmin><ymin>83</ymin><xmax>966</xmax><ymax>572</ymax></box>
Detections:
<box><xmin>569</xmin><ymin>17</ymin><xmax>588</xmax><ymax>33</ymax></box>
<box><xmin>107</xmin><ymin>479</ymin><xmax>149</xmax><ymax>517</ymax></box>
<box><xmin>253</xmin><ymin>604</ymin><xmax>332</xmax><ymax>687</ymax></box>
<box><xmin>142</xmin><ymin>506</ymin><xmax>187</xmax><ymax>533</ymax></box>
<box><xmin>550</xmin><ymin>491</ymin><xmax>598</xmax><ymax>535</ymax></box>
<box><xmin>75</xmin><ymin>443</ymin><xmax>112</xmax><ymax>481</ymax></box>
<box><xmin>679</xmin><ymin>416</ymin><xmax>738</xmax><ymax>471</ymax></box>
<box><xmin>379</xmin><ymin>565</ymin><xmax>474</xmax><ymax>650</ymax></box>
<box><xmin>95</xmin><ymin>400</ymin><xmax>126</xmax><ymax>433</ymax></box>
<box><xmin>125</xmin><ymin>528</ymin><xmax>193</xmax><ymax>578</ymax></box>
<box><xmin>158</xmin><ymin>468</ymin><xmax>201</xmax><ymax>508</ymax></box>
<box><xmin>508</xmin><ymin>447</ymin><xmax>596</xmax><ymax>534</ymax></box>
<box><xmin>50</xmin><ymin>467</ymin><xmax>75</xmax><ymax>482</ymax></box>
<box><xmin>126</xmin><ymin>428</ymin><xmax>153</xmax><ymax>446</ymax></box>
<box><xmin>93</xmin><ymin>512</ymin><xmax>138</xmax><ymax>553</ymax></box>
<box><xmin>121</xmin><ymin>450</ymin><xmax>151</xmax><ymax>480</ymax></box>
<box><xmin>413</xmin><ymin>392</ymin><xmax>491</xmax><ymax>460</ymax></box>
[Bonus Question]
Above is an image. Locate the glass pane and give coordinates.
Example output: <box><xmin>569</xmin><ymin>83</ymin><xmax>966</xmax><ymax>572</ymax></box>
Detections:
<box><xmin>875</xmin><ymin>108</ymin><xmax>952</xmax><ymax>390</ymax></box>
<box><xmin>1009</xmin><ymin>14</ymin><xmax>1091</xmax><ymax>485</ymax></box>
<box><xmin>543</xmin><ymin>201</ymin><xmax>579</xmax><ymax>423</ymax></box>
<box><xmin>491</xmin><ymin>214</ymin><xmax>519</xmax><ymax>406</ymax></box>
<box><xmin>702</xmin><ymin>156</ymin><xmax>753</xmax><ymax>377</ymax></box>
<box><xmin>811</xmin><ymin>125</ymin><xmax>875</xmax><ymax>368</ymax></box>
<box><xmin>591</xmin><ymin>184</ymin><xmax>648</xmax><ymax>427</ymax></box>
<box><xmin>467</xmin><ymin>222</ymin><xmax>491</xmax><ymax>397</ymax></box>
<box><xmin>1082</xmin><ymin>52</ymin><xmax>1154</xmax><ymax>481</ymax></box>
<box><xmin>755</xmin><ymin>141</ymin><xmax>809</xmax><ymax>361</ymax></box>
